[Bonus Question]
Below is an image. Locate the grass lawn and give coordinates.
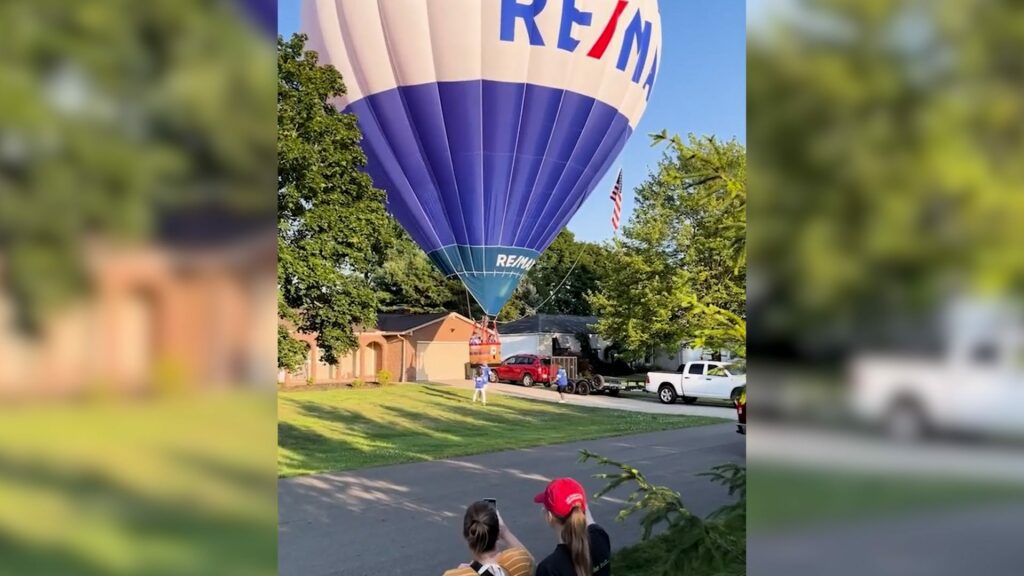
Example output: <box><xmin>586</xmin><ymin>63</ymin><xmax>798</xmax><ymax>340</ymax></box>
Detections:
<box><xmin>278</xmin><ymin>383</ymin><xmax>724</xmax><ymax>477</ymax></box>
<box><xmin>749</xmin><ymin>463</ymin><xmax>1024</xmax><ymax>530</ymax></box>
<box><xmin>0</xmin><ymin>393</ymin><xmax>277</xmax><ymax>576</ymax></box>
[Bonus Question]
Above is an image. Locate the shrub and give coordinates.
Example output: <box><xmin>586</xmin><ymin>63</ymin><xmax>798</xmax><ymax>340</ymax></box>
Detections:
<box><xmin>350</xmin><ymin>379</ymin><xmax>366</xmax><ymax>388</ymax></box>
<box><xmin>306</xmin><ymin>376</ymin><xmax>315</xmax><ymax>386</ymax></box>
<box><xmin>377</xmin><ymin>369</ymin><xmax>393</xmax><ymax>386</ymax></box>
<box><xmin>153</xmin><ymin>357</ymin><xmax>190</xmax><ymax>396</ymax></box>
<box><xmin>580</xmin><ymin>450</ymin><xmax>745</xmax><ymax>576</ymax></box>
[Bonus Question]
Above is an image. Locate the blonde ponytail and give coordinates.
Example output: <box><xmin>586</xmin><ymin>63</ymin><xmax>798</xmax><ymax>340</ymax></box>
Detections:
<box><xmin>560</xmin><ymin>506</ymin><xmax>591</xmax><ymax>576</ymax></box>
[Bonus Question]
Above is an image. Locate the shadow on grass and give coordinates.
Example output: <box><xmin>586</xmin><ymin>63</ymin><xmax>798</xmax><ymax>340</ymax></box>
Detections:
<box><xmin>0</xmin><ymin>452</ymin><xmax>275</xmax><ymax>576</ymax></box>
<box><xmin>278</xmin><ymin>385</ymin><xmax>718</xmax><ymax>478</ymax></box>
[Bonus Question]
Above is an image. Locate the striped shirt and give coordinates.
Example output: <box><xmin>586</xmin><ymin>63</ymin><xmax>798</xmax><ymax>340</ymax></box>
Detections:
<box><xmin>442</xmin><ymin>547</ymin><xmax>534</xmax><ymax>576</ymax></box>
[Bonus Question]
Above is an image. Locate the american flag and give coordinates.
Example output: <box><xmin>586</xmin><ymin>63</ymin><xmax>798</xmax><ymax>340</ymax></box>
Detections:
<box><xmin>609</xmin><ymin>170</ymin><xmax>623</xmax><ymax>233</ymax></box>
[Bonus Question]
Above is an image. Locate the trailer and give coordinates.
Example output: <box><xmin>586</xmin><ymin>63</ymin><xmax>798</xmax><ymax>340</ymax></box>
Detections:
<box><xmin>556</xmin><ymin>374</ymin><xmax>647</xmax><ymax>396</ymax></box>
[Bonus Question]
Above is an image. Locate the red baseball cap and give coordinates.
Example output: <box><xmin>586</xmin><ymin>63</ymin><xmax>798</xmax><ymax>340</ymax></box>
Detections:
<box><xmin>534</xmin><ymin>478</ymin><xmax>587</xmax><ymax>518</ymax></box>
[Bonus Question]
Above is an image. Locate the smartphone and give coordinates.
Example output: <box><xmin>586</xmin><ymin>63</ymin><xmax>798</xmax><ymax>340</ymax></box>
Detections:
<box><xmin>484</xmin><ymin>498</ymin><xmax>497</xmax><ymax>508</ymax></box>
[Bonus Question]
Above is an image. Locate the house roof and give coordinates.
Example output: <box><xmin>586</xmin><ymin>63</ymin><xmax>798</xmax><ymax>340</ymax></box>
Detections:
<box><xmin>375</xmin><ymin>313</ymin><xmax>449</xmax><ymax>333</ymax></box>
<box><xmin>375</xmin><ymin>312</ymin><xmax>483</xmax><ymax>334</ymax></box>
<box><xmin>499</xmin><ymin>314</ymin><xmax>598</xmax><ymax>335</ymax></box>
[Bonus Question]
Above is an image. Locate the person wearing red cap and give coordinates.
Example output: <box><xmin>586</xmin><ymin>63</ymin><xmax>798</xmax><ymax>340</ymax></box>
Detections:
<box><xmin>533</xmin><ymin>478</ymin><xmax>611</xmax><ymax>576</ymax></box>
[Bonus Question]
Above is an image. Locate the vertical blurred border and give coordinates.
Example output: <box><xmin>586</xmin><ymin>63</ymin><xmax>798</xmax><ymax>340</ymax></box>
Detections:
<box><xmin>0</xmin><ymin>0</ymin><xmax>278</xmax><ymax>574</ymax></box>
<box><xmin>748</xmin><ymin>0</ymin><xmax>1024</xmax><ymax>575</ymax></box>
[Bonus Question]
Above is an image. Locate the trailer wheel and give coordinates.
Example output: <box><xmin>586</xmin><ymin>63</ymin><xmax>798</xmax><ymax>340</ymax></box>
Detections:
<box><xmin>565</xmin><ymin>381</ymin><xmax>576</xmax><ymax>395</ymax></box>
<box><xmin>576</xmin><ymin>380</ymin><xmax>591</xmax><ymax>396</ymax></box>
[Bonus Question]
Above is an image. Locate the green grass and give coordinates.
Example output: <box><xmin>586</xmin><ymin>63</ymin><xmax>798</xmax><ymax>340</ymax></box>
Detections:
<box><xmin>278</xmin><ymin>383</ymin><xmax>724</xmax><ymax>477</ymax></box>
<box><xmin>749</xmin><ymin>463</ymin><xmax>1024</xmax><ymax>530</ymax></box>
<box><xmin>0</xmin><ymin>393</ymin><xmax>277</xmax><ymax>576</ymax></box>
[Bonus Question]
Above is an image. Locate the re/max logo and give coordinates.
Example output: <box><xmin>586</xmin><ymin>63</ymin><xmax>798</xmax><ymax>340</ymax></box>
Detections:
<box><xmin>495</xmin><ymin>254</ymin><xmax>537</xmax><ymax>270</ymax></box>
<box><xmin>500</xmin><ymin>0</ymin><xmax>658</xmax><ymax>100</ymax></box>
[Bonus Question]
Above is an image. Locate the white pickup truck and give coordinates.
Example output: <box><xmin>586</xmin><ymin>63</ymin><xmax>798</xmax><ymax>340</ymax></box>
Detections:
<box><xmin>646</xmin><ymin>361</ymin><xmax>747</xmax><ymax>405</ymax></box>
<box><xmin>850</xmin><ymin>299</ymin><xmax>1024</xmax><ymax>440</ymax></box>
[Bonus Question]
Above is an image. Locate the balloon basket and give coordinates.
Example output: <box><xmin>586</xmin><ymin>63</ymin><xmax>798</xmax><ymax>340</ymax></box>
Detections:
<box><xmin>469</xmin><ymin>344</ymin><xmax>502</xmax><ymax>366</ymax></box>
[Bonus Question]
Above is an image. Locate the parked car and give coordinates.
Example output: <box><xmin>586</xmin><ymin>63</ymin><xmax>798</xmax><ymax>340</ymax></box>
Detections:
<box><xmin>493</xmin><ymin>354</ymin><xmax>554</xmax><ymax>387</ymax></box>
<box><xmin>735</xmin><ymin>386</ymin><xmax>746</xmax><ymax>434</ymax></box>
<box><xmin>851</xmin><ymin>299</ymin><xmax>1024</xmax><ymax>441</ymax></box>
<box><xmin>646</xmin><ymin>361</ymin><xmax>747</xmax><ymax>405</ymax></box>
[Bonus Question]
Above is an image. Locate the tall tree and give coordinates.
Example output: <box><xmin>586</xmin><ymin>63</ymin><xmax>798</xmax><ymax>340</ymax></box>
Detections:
<box><xmin>277</xmin><ymin>34</ymin><xmax>394</xmax><ymax>369</ymax></box>
<box><xmin>748</xmin><ymin>0</ymin><xmax>1024</xmax><ymax>357</ymax></box>
<box><xmin>591</xmin><ymin>135</ymin><xmax>747</xmax><ymax>359</ymax></box>
<box><xmin>496</xmin><ymin>230</ymin><xmax>612</xmax><ymax>320</ymax></box>
<box><xmin>372</xmin><ymin>227</ymin><xmax>465</xmax><ymax>314</ymax></box>
<box><xmin>0</xmin><ymin>0</ymin><xmax>274</xmax><ymax>332</ymax></box>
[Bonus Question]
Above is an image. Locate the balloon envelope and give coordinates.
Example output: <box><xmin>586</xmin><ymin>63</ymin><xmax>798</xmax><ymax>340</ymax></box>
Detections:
<box><xmin>302</xmin><ymin>0</ymin><xmax>662</xmax><ymax>315</ymax></box>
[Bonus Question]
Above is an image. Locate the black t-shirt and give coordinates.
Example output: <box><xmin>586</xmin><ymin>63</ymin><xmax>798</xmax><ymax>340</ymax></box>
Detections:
<box><xmin>535</xmin><ymin>524</ymin><xmax>611</xmax><ymax>576</ymax></box>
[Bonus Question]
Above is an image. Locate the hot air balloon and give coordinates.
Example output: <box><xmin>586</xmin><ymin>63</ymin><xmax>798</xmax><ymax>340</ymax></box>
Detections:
<box><xmin>302</xmin><ymin>0</ymin><xmax>661</xmax><ymax>354</ymax></box>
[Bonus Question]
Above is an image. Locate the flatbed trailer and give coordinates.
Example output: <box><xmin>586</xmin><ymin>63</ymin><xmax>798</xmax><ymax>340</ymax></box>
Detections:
<box><xmin>553</xmin><ymin>374</ymin><xmax>647</xmax><ymax>396</ymax></box>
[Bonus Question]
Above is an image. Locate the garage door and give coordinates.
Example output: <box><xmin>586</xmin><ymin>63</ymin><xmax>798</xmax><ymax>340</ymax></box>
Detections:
<box><xmin>415</xmin><ymin>341</ymin><xmax>469</xmax><ymax>381</ymax></box>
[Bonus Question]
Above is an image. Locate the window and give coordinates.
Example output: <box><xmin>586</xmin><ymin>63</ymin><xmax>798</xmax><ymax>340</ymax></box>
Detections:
<box><xmin>541</xmin><ymin>358</ymin><xmax>552</xmax><ymax>365</ymax></box>
<box><xmin>707</xmin><ymin>366</ymin><xmax>728</xmax><ymax>377</ymax></box>
<box><xmin>727</xmin><ymin>361</ymin><xmax>747</xmax><ymax>375</ymax></box>
<box><xmin>688</xmin><ymin>363</ymin><xmax>705</xmax><ymax>375</ymax></box>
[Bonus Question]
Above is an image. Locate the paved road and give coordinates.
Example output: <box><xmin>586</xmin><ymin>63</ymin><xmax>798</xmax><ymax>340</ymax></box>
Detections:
<box><xmin>439</xmin><ymin>378</ymin><xmax>737</xmax><ymax>419</ymax></box>
<box><xmin>750</xmin><ymin>502</ymin><xmax>1024</xmax><ymax>576</ymax></box>
<box><xmin>279</xmin><ymin>424</ymin><xmax>745</xmax><ymax>576</ymax></box>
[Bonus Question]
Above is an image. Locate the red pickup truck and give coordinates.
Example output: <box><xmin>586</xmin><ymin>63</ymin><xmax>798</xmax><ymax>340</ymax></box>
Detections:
<box><xmin>493</xmin><ymin>354</ymin><xmax>554</xmax><ymax>387</ymax></box>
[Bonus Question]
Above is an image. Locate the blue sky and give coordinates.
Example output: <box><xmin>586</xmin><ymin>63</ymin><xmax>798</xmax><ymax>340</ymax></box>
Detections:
<box><xmin>278</xmin><ymin>0</ymin><xmax>746</xmax><ymax>243</ymax></box>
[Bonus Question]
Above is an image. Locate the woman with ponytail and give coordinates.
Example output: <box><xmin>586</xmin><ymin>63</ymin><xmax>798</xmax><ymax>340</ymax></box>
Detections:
<box><xmin>533</xmin><ymin>478</ymin><xmax>611</xmax><ymax>576</ymax></box>
<box><xmin>443</xmin><ymin>500</ymin><xmax>534</xmax><ymax>576</ymax></box>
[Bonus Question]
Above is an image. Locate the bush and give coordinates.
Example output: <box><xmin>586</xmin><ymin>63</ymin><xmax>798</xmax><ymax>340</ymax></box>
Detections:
<box><xmin>579</xmin><ymin>451</ymin><xmax>745</xmax><ymax>576</ymax></box>
<box><xmin>305</xmin><ymin>376</ymin><xmax>315</xmax><ymax>386</ymax></box>
<box><xmin>377</xmin><ymin>369</ymin><xmax>393</xmax><ymax>386</ymax></box>
<box><xmin>350</xmin><ymin>379</ymin><xmax>366</xmax><ymax>388</ymax></box>
<box><xmin>153</xmin><ymin>357</ymin><xmax>190</xmax><ymax>396</ymax></box>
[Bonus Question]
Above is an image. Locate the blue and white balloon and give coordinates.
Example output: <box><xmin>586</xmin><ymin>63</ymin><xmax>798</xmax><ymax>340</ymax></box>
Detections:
<box><xmin>303</xmin><ymin>0</ymin><xmax>662</xmax><ymax>315</ymax></box>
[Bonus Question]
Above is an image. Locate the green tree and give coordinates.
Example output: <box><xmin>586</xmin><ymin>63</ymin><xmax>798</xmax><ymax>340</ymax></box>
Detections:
<box><xmin>0</xmin><ymin>0</ymin><xmax>274</xmax><ymax>332</ymax></box>
<box><xmin>748</xmin><ymin>0</ymin><xmax>1024</xmax><ymax>354</ymax></box>
<box><xmin>495</xmin><ymin>229</ymin><xmax>612</xmax><ymax>320</ymax></box>
<box><xmin>277</xmin><ymin>34</ymin><xmax>393</xmax><ymax>369</ymax></box>
<box><xmin>372</xmin><ymin>227</ymin><xmax>465</xmax><ymax>314</ymax></box>
<box><xmin>591</xmin><ymin>135</ymin><xmax>747</xmax><ymax>359</ymax></box>
<box><xmin>581</xmin><ymin>450</ymin><xmax>745</xmax><ymax>576</ymax></box>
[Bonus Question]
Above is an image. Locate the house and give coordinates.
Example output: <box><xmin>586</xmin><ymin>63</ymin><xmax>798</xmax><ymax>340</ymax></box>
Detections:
<box><xmin>0</xmin><ymin>212</ymin><xmax>278</xmax><ymax>399</ymax></box>
<box><xmin>498</xmin><ymin>314</ymin><xmax>729</xmax><ymax>367</ymax></box>
<box><xmin>499</xmin><ymin>315</ymin><xmax>606</xmax><ymax>358</ymax></box>
<box><xmin>279</xmin><ymin>312</ymin><xmax>490</xmax><ymax>385</ymax></box>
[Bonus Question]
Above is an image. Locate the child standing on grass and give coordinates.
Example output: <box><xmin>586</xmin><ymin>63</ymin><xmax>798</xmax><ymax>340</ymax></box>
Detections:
<box><xmin>555</xmin><ymin>366</ymin><xmax>568</xmax><ymax>404</ymax></box>
<box><xmin>472</xmin><ymin>365</ymin><xmax>488</xmax><ymax>405</ymax></box>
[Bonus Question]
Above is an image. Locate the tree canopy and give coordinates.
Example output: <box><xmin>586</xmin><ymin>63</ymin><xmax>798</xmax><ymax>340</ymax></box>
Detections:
<box><xmin>0</xmin><ymin>0</ymin><xmax>274</xmax><ymax>332</ymax></box>
<box><xmin>748</xmin><ymin>0</ymin><xmax>1024</xmax><ymax>357</ymax></box>
<box><xmin>277</xmin><ymin>33</ymin><xmax>394</xmax><ymax>369</ymax></box>
<box><xmin>592</xmin><ymin>134</ymin><xmax>747</xmax><ymax>359</ymax></box>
